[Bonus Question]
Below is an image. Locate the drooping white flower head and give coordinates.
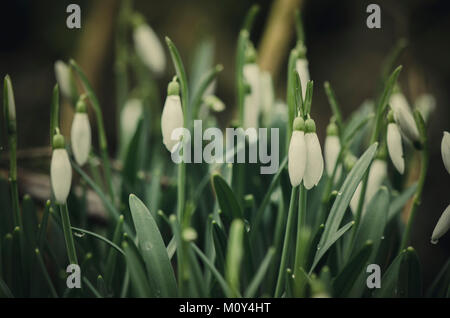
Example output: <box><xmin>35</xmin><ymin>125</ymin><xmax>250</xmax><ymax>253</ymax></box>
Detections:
<box><xmin>303</xmin><ymin>118</ymin><xmax>324</xmax><ymax>189</ymax></box>
<box><xmin>51</xmin><ymin>133</ymin><xmax>72</xmax><ymax>204</ymax></box>
<box><xmin>288</xmin><ymin>117</ymin><xmax>306</xmax><ymax>187</ymax></box>
<box><xmin>120</xmin><ymin>98</ymin><xmax>143</xmax><ymax>159</ymax></box>
<box><xmin>70</xmin><ymin>96</ymin><xmax>91</xmax><ymax>166</ymax></box>
<box><xmin>414</xmin><ymin>94</ymin><xmax>435</xmax><ymax>123</ymax></box>
<box><xmin>324</xmin><ymin>121</ymin><xmax>341</xmax><ymax>180</ymax></box>
<box><xmin>442</xmin><ymin>131</ymin><xmax>450</xmax><ymax>175</ymax></box>
<box><xmin>4</xmin><ymin>75</ymin><xmax>16</xmax><ymax>124</ymax></box>
<box><xmin>389</xmin><ymin>92</ymin><xmax>420</xmax><ymax>143</ymax></box>
<box><xmin>260</xmin><ymin>71</ymin><xmax>274</xmax><ymax>119</ymax></box>
<box><xmin>133</xmin><ymin>22</ymin><xmax>166</xmax><ymax>75</ymax></box>
<box><xmin>243</xmin><ymin>43</ymin><xmax>260</xmax><ymax>130</ymax></box>
<box><xmin>161</xmin><ymin>78</ymin><xmax>184</xmax><ymax>152</ymax></box>
<box><xmin>350</xmin><ymin>159</ymin><xmax>387</xmax><ymax>215</ymax></box>
<box><xmin>386</xmin><ymin>110</ymin><xmax>404</xmax><ymax>174</ymax></box>
<box><xmin>431</xmin><ymin>204</ymin><xmax>450</xmax><ymax>244</ymax></box>
<box><xmin>54</xmin><ymin>60</ymin><xmax>73</xmax><ymax>100</ymax></box>
<box><xmin>295</xmin><ymin>58</ymin><xmax>310</xmax><ymax>100</ymax></box>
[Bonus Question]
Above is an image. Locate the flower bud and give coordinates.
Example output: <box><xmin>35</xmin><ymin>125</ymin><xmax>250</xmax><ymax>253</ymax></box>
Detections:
<box><xmin>3</xmin><ymin>75</ymin><xmax>16</xmax><ymax>132</ymax></box>
<box><xmin>431</xmin><ymin>204</ymin><xmax>450</xmax><ymax>244</ymax></box>
<box><xmin>120</xmin><ymin>98</ymin><xmax>143</xmax><ymax>160</ymax></box>
<box><xmin>288</xmin><ymin>129</ymin><xmax>306</xmax><ymax>187</ymax></box>
<box><xmin>387</xmin><ymin>122</ymin><xmax>404</xmax><ymax>174</ymax></box>
<box><xmin>303</xmin><ymin>119</ymin><xmax>324</xmax><ymax>189</ymax></box>
<box><xmin>70</xmin><ymin>96</ymin><xmax>91</xmax><ymax>166</ymax></box>
<box><xmin>243</xmin><ymin>61</ymin><xmax>261</xmax><ymax>130</ymax></box>
<box><xmin>442</xmin><ymin>131</ymin><xmax>450</xmax><ymax>175</ymax></box>
<box><xmin>51</xmin><ymin>133</ymin><xmax>72</xmax><ymax>204</ymax></box>
<box><xmin>325</xmin><ymin>122</ymin><xmax>341</xmax><ymax>178</ymax></box>
<box><xmin>295</xmin><ymin>58</ymin><xmax>310</xmax><ymax>100</ymax></box>
<box><xmin>260</xmin><ymin>71</ymin><xmax>274</xmax><ymax>119</ymax></box>
<box><xmin>389</xmin><ymin>92</ymin><xmax>420</xmax><ymax>143</ymax></box>
<box><xmin>133</xmin><ymin>19</ymin><xmax>166</xmax><ymax>75</ymax></box>
<box><xmin>54</xmin><ymin>61</ymin><xmax>74</xmax><ymax>100</ymax></box>
<box><xmin>161</xmin><ymin>79</ymin><xmax>184</xmax><ymax>152</ymax></box>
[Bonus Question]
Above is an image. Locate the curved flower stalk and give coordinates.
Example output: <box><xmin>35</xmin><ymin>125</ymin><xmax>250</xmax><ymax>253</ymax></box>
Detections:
<box><xmin>303</xmin><ymin>118</ymin><xmax>324</xmax><ymax>189</ymax></box>
<box><xmin>441</xmin><ymin>131</ymin><xmax>450</xmax><ymax>175</ymax></box>
<box><xmin>132</xmin><ymin>15</ymin><xmax>166</xmax><ymax>75</ymax></box>
<box><xmin>71</xmin><ymin>96</ymin><xmax>91</xmax><ymax>166</ymax></box>
<box><xmin>51</xmin><ymin>132</ymin><xmax>72</xmax><ymax>204</ymax></box>
<box><xmin>431</xmin><ymin>204</ymin><xmax>450</xmax><ymax>244</ymax></box>
<box><xmin>161</xmin><ymin>77</ymin><xmax>184</xmax><ymax>152</ymax></box>
<box><xmin>389</xmin><ymin>91</ymin><xmax>420</xmax><ymax>144</ymax></box>
<box><xmin>350</xmin><ymin>158</ymin><xmax>387</xmax><ymax>215</ymax></box>
<box><xmin>324</xmin><ymin>121</ymin><xmax>341</xmax><ymax>180</ymax></box>
<box><xmin>288</xmin><ymin>117</ymin><xmax>306</xmax><ymax>187</ymax></box>
<box><xmin>54</xmin><ymin>60</ymin><xmax>75</xmax><ymax>101</ymax></box>
<box><xmin>295</xmin><ymin>43</ymin><xmax>310</xmax><ymax>100</ymax></box>
<box><xmin>386</xmin><ymin>110</ymin><xmax>405</xmax><ymax>174</ymax></box>
<box><xmin>243</xmin><ymin>42</ymin><xmax>260</xmax><ymax>130</ymax></box>
<box><xmin>120</xmin><ymin>98</ymin><xmax>143</xmax><ymax>159</ymax></box>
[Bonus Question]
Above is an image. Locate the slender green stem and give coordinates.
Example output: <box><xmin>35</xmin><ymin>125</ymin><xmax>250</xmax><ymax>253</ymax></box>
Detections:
<box><xmin>35</xmin><ymin>249</ymin><xmax>58</xmax><ymax>298</ymax></box>
<box><xmin>274</xmin><ymin>186</ymin><xmax>298</xmax><ymax>297</ymax></box>
<box><xmin>59</xmin><ymin>203</ymin><xmax>78</xmax><ymax>265</ymax></box>
<box><xmin>294</xmin><ymin>185</ymin><xmax>307</xmax><ymax>271</ymax></box>
<box><xmin>37</xmin><ymin>200</ymin><xmax>51</xmax><ymax>251</ymax></box>
<box><xmin>400</xmin><ymin>111</ymin><xmax>428</xmax><ymax>251</ymax></box>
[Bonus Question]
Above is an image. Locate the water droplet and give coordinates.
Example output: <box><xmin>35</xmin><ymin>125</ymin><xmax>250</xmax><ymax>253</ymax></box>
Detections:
<box><xmin>337</xmin><ymin>192</ymin><xmax>343</xmax><ymax>196</ymax></box>
<box><xmin>74</xmin><ymin>232</ymin><xmax>85</xmax><ymax>238</ymax></box>
<box><xmin>381</xmin><ymin>236</ymin><xmax>385</xmax><ymax>240</ymax></box>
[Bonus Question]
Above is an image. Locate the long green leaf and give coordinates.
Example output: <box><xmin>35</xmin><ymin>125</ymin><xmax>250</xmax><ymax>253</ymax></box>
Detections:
<box><xmin>311</xmin><ymin>143</ymin><xmax>378</xmax><ymax>272</ymax></box>
<box><xmin>225</xmin><ymin>219</ymin><xmax>244</xmax><ymax>297</ymax></box>
<box><xmin>122</xmin><ymin>240</ymin><xmax>152</xmax><ymax>298</ymax></box>
<box><xmin>387</xmin><ymin>183</ymin><xmax>417</xmax><ymax>223</ymax></box>
<box><xmin>244</xmin><ymin>247</ymin><xmax>275</xmax><ymax>297</ymax></box>
<box><xmin>128</xmin><ymin>194</ymin><xmax>177</xmax><ymax>297</ymax></box>
<box><xmin>213</xmin><ymin>174</ymin><xmax>243</xmax><ymax>226</ymax></box>
<box><xmin>71</xmin><ymin>226</ymin><xmax>124</xmax><ymax>256</ymax></box>
<box><xmin>333</xmin><ymin>241</ymin><xmax>373</xmax><ymax>297</ymax></box>
<box><xmin>397</xmin><ymin>247</ymin><xmax>422</xmax><ymax>297</ymax></box>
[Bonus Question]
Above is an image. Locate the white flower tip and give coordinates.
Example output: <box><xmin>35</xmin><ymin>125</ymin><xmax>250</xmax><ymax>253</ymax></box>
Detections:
<box><xmin>134</xmin><ymin>24</ymin><xmax>166</xmax><ymax>75</ymax></box>
<box><xmin>442</xmin><ymin>131</ymin><xmax>450</xmax><ymax>175</ymax></box>
<box><xmin>51</xmin><ymin>149</ymin><xmax>72</xmax><ymax>203</ymax></box>
<box><xmin>71</xmin><ymin>113</ymin><xmax>91</xmax><ymax>166</ymax></box>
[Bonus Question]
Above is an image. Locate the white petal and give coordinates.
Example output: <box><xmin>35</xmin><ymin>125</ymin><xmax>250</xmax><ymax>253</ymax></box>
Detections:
<box><xmin>441</xmin><ymin>131</ymin><xmax>450</xmax><ymax>175</ymax></box>
<box><xmin>260</xmin><ymin>71</ymin><xmax>274</xmax><ymax>116</ymax></box>
<box><xmin>387</xmin><ymin>123</ymin><xmax>404</xmax><ymax>174</ymax></box>
<box><xmin>295</xmin><ymin>58</ymin><xmax>310</xmax><ymax>99</ymax></box>
<box><xmin>304</xmin><ymin>133</ymin><xmax>324</xmax><ymax>189</ymax></box>
<box><xmin>120</xmin><ymin>99</ymin><xmax>143</xmax><ymax>158</ymax></box>
<box><xmin>414</xmin><ymin>94</ymin><xmax>435</xmax><ymax>123</ymax></box>
<box><xmin>51</xmin><ymin>149</ymin><xmax>72</xmax><ymax>204</ymax></box>
<box><xmin>390</xmin><ymin>93</ymin><xmax>420</xmax><ymax>142</ymax></box>
<box><xmin>431</xmin><ymin>204</ymin><xmax>450</xmax><ymax>244</ymax></box>
<box><xmin>324</xmin><ymin>135</ymin><xmax>340</xmax><ymax>176</ymax></box>
<box><xmin>54</xmin><ymin>60</ymin><xmax>72</xmax><ymax>99</ymax></box>
<box><xmin>350</xmin><ymin>159</ymin><xmax>387</xmax><ymax>215</ymax></box>
<box><xmin>161</xmin><ymin>95</ymin><xmax>184</xmax><ymax>152</ymax></box>
<box><xmin>71</xmin><ymin>113</ymin><xmax>91</xmax><ymax>166</ymax></box>
<box><xmin>288</xmin><ymin>131</ymin><xmax>306</xmax><ymax>187</ymax></box>
<box><xmin>243</xmin><ymin>63</ymin><xmax>260</xmax><ymax>130</ymax></box>
<box><xmin>133</xmin><ymin>24</ymin><xmax>166</xmax><ymax>75</ymax></box>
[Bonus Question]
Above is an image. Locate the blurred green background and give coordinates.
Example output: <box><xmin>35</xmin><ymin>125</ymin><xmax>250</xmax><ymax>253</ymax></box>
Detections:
<box><xmin>0</xmin><ymin>0</ymin><xmax>449</xmax><ymax>288</ymax></box>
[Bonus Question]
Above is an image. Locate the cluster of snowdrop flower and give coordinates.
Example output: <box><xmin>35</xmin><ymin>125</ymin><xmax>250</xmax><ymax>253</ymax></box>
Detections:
<box><xmin>50</xmin><ymin>95</ymin><xmax>92</xmax><ymax>204</ymax></box>
<box><xmin>288</xmin><ymin>116</ymin><xmax>324</xmax><ymax>189</ymax></box>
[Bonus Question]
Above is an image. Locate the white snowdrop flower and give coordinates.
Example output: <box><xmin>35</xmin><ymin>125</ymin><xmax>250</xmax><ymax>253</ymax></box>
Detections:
<box><xmin>70</xmin><ymin>97</ymin><xmax>91</xmax><ymax>166</ymax></box>
<box><xmin>414</xmin><ymin>94</ymin><xmax>435</xmax><ymax>123</ymax></box>
<box><xmin>288</xmin><ymin>117</ymin><xmax>307</xmax><ymax>187</ymax></box>
<box><xmin>389</xmin><ymin>92</ymin><xmax>420</xmax><ymax>143</ymax></box>
<box><xmin>133</xmin><ymin>22</ymin><xmax>166</xmax><ymax>75</ymax></box>
<box><xmin>295</xmin><ymin>58</ymin><xmax>310</xmax><ymax>100</ymax></box>
<box><xmin>51</xmin><ymin>133</ymin><xmax>72</xmax><ymax>204</ymax></box>
<box><xmin>350</xmin><ymin>159</ymin><xmax>387</xmax><ymax>215</ymax></box>
<box><xmin>203</xmin><ymin>95</ymin><xmax>225</xmax><ymax>112</ymax></box>
<box><xmin>431</xmin><ymin>204</ymin><xmax>450</xmax><ymax>244</ymax></box>
<box><xmin>161</xmin><ymin>78</ymin><xmax>184</xmax><ymax>152</ymax></box>
<box><xmin>386</xmin><ymin>110</ymin><xmax>404</xmax><ymax>174</ymax></box>
<box><xmin>260</xmin><ymin>71</ymin><xmax>274</xmax><ymax>117</ymax></box>
<box><xmin>324</xmin><ymin>121</ymin><xmax>341</xmax><ymax>180</ymax></box>
<box><xmin>120</xmin><ymin>98</ymin><xmax>143</xmax><ymax>159</ymax></box>
<box><xmin>54</xmin><ymin>60</ymin><xmax>73</xmax><ymax>100</ymax></box>
<box><xmin>243</xmin><ymin>43</ymin><xmax>260</xmax><ymax>130</ymax></box>
<box><xmin>442</xmin><ymin>131</ymin><xmax>450</xmax><ymax>175</ymax></box>
<box><xmin>243</xmin><ymin>63</ymin><xmax>261</xmax><ymax>130</ymax></box>
<box><xmin>303</xmin><ymin>118</ymin><xmax>324</xmax><ymax>190</ymax></box>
